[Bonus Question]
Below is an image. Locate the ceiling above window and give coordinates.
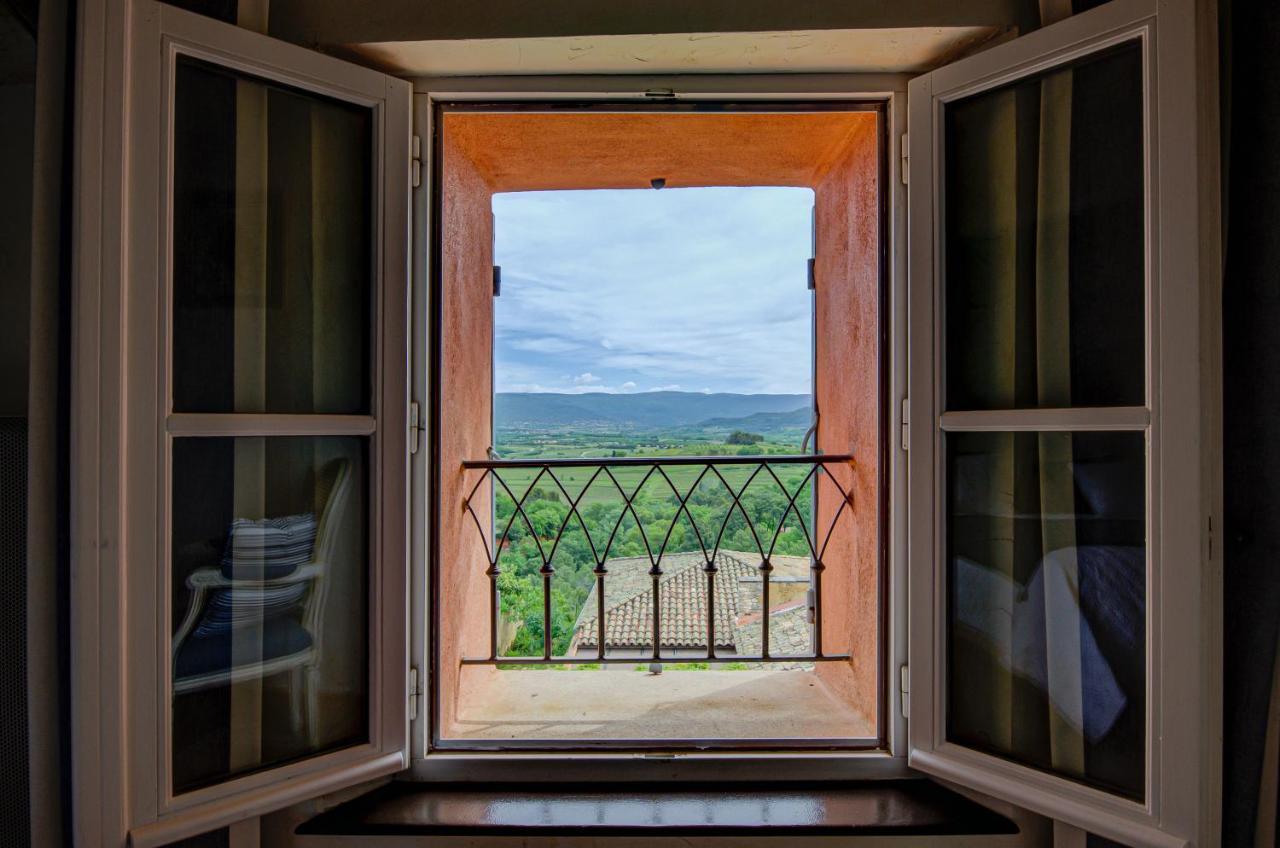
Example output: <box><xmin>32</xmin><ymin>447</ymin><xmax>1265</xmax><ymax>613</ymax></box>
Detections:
<box><xmin>346</xmin><ymin>27</ymin><xmax>1005</xmax><ymax>77</ymax></box>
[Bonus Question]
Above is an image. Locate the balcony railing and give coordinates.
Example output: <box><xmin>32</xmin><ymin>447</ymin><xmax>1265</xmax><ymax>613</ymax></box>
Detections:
<box><xmin>459</xmin><ymin>453</ymin><xmax>856</xmax><ymax>666</ymax></box>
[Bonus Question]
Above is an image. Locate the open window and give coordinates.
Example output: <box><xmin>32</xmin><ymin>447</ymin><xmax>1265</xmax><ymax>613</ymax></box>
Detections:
<box><xmin>81</xmin><ymin>2</ymin><xmax>411</xmax><ymax>843</ymax></box>
<box><xmin>906</xmin><ymin>0</ymin><xmax>1219</xmax><ymax>845</ymax></box>
<box><xmin>74</xmin><ymin>0</ymin><xmax>1219</xmax><ymax>843</ymax></box>
<box><xmin>429</xmin><ymin>104</ymin><xmax>889</xmax><ymax>751</ymax></box>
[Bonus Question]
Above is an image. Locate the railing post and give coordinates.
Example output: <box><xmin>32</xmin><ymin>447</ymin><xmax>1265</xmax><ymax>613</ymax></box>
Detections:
<box><xmin>760</xmin><ymin>556</ymin><xmax>773</xmax><ymax>659</ymax></box>
<box><xmin>811</xmin><ymin>559</ymin><xmax>825</xmax><ymax>658</ymax></box>
<box><xmin>488</xmin><ymin>567</ymin><xmax>500</xmax><ymax>661</ymax></box>
<box><xmin>650</xmin><ymin>559</ymin><xmax>663</xmax><ymax>662</ymax></box>
<box><xmin>704</xmin><ymin>553</ymin><xmax>718</xmax><ymax>660</ymax></box>
<box><xmin>541</xmin><ymin>567</ymin><xmax>554</xmax><ymax>661</ymax></box>
<box><xmin>595</xmin><ymin>563</ymin><xmax>607</xmax><ymax>662</ymax></box>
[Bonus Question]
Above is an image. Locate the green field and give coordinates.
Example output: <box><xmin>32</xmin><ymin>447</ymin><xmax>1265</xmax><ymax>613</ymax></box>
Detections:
<box><xmin>491</xmin><ymin>431</ymin><xmax>814</xmax><ymax>507</ymax></box>
<box><xmin>492</xmin><ymin>459</ymin><xmax>815</xmax><ymax>509</ymax></box>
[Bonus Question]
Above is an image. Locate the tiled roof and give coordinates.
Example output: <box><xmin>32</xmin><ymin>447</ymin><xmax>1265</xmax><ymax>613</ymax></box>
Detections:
<box><xmin>571</xmin><ymin>550</ymin><xmax>811</xmax><ymax>653</ymax></box>
<box><xmin>734</xmin><ymin>602</ymin><xmax>814</xmax><ymax>659</ymax></box>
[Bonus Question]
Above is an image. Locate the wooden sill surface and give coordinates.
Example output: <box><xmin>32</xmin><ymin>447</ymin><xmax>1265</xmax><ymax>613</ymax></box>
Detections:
<box><xmin>296</xmin><ymin>779</ymin><xmax>1018</xmax><ymax>837</ymax></box>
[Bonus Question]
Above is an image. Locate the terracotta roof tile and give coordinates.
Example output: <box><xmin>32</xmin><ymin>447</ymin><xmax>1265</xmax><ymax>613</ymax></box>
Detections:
<box><xmin>573</xmin><ymin>550</ymin><xmax>809</xmax><ymax>652</ymax></box>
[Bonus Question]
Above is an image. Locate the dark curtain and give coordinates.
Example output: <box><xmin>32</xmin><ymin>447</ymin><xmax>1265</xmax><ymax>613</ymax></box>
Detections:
<box><xmin>1222</xmin><ymin>1</ymin><xmax>1280</xmax><ymax>846</ymax></box>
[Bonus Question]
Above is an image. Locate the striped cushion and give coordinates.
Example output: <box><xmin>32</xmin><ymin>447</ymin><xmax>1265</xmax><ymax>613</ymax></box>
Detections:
<box><xmin>220</xmin><ymin>513</ymin><xmax>318</xmax><ymax>579</ymax></box>
<box><xmin>193</xmin><ymin>583</ymin><xmax>310</xmax><ymax>638</ymax></box>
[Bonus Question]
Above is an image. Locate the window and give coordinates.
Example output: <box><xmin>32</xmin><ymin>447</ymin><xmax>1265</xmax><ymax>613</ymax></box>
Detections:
<box><xmin>906</xmin><ymin>1</ymin><xmax>1219</xmax><ymax>845</ymax></box>
<box><xmin>75</xmin><ymin>0</ymin><xmax>1218</xmax><ymax>843</ymax></box>
<box><xmin>939</xmin><ymin>40</ymin><xmax>1148</xmax><ymax>800</ymax></box>
<box><xmin>430</xmin><ymin>105</ymin><xmax>888</xmax><ymax>749</ymax></box>
<box><xmin>168</xmin><ymin>55</ymin><xmax>375</xmax><ymax>792</ymax></box>
<box><xmin>74</xmin><ymin>3</ymin><xmax>410</xmax><ymax>844</ymax></box>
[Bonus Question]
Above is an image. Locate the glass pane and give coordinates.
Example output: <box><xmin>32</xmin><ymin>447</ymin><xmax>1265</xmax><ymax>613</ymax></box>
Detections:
<box><xmin>946</xmin><ymin>431</ymin><xmax>1145</xmax><ymax>799</ymax></box>
<box><xmin>170</xmin><ymin>436</ymin><xmax>368</xmax><ymax>793</ymax></box>
<box><xmin>171</xmin><ymin>56</ymin><xmax>373</xmax><ymax>414</ymax></box>
<box><xmin>944</xmin><ymin>41</ymin><xmax>1144</xmax><ymax>410</ymax></box>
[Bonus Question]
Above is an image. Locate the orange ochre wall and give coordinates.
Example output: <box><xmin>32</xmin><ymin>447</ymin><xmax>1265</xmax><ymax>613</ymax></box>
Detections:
<box><xmin>814</xmin><ymin>117</ymin><xmax>882</xmax><ymax>730</ymax></box>
<box><xmin>437</xmin><ymin>110</ymin><xmax>882</xmax><ymax>737</ymax></box>
<box><xmin>438</xmin><ymin>124</ymin><xmax>497</xmax><ymax>733</ymax></box>
<box><xmin>440</xmin><ymin>112</ymin><xmax>875</xmax><ymax>191</ymax></box>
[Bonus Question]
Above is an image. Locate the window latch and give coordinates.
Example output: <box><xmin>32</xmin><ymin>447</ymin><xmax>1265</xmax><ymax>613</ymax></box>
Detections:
<box><xmin>409</xmin><ymin>401</ymin><xmax>422</xmax><ymax>455</ymax></box>
<box><xmin>411</xmin><ymin>134</ymin><xmax>422</xmax><ymax>189</ymax></box>
<box><xmin>408</xmin><ymin>666</ymin><xmax>421</xmax><ymax>721</ymax></box>
<box><xmin>900</xmin><ymin>665</ymin><xmax>910</xmax><ymax>719</ymax></box>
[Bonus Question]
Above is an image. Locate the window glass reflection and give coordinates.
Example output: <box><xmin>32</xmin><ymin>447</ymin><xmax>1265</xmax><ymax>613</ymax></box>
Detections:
<box><xmin>946</xmin><ymin>430</ymin><xmax>1145</xmax><ymax>799</ymax></box>
<box><xmin>944</xmin><ymin>42</ymin><xmax>1145</xmax><ymax>410</ymax></box>
<box><xmin>170</xmin><ymin>436</ymin><xmax>368</xmax><ymax>793</ymax></box>
<box><xmin>171</xmin><ymin>56</ymin><xmax>373</xmax><ymax>414</ymax></box>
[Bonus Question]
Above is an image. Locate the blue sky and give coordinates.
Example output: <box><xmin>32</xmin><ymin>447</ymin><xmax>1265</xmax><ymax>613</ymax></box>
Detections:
<box><xmin>493</xmin><ymin>186</ymin><xmax>814</xmax><ymax>396</ymax></box>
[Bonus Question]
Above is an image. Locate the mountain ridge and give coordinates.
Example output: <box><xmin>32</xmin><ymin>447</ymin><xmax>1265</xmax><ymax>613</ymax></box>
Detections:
<box><xmin>696</xmin><ymin>406</ymin><xmax>812</xmax><ymax>432</ymax></box>
<box><xmin>495</xmin><ymin>390</ymin><xmax>811</xmax><ymax>430</ymax></box>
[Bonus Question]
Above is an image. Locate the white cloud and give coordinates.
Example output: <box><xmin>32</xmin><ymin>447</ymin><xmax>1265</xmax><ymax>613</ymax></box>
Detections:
<box><xmin>506</xmin><ymin>382</ymin><xmax>640</xmax><ymax>395</ymax></box>
<box><xmin>572</xmin><ymin>372</ymin><xmax>602</xmax><ymax>385</ymax></box>
<box><xmin>510</xmin><ymin>336</ymin><xmax>579</xmax><ymax>354</ymax></box>
<box><xmin>493</xmin><ymin>187</ymin><xmax>815</xmax><ymax>395</ymax></box>
<box><xmin>649</xmin><ymin>384</ymin><xmax>682</xmax><ymax>392</ymax></box>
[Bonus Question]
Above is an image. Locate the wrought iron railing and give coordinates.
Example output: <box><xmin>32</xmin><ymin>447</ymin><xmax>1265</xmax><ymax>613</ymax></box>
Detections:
<box><xmin>460</xmin><ymin>453</ymin><xmax>855</xmax><ymax>666</ymax></box>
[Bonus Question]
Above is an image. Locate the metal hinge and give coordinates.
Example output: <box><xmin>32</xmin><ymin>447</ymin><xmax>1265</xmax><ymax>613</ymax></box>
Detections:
<box><xmin>808</xmin><ymin>206</ymin><xmax>817</xmax><ymax>290</ymax></box>
<box><xmin>411</xmin><ymin>134</ymin><xmax>422</xmax><ymax>189</ymax></box>
<box><xmin>409</xmin><ymin>401</ymin><xmax>422</xmax><ymax>455</ymax></box>
<box><xmin>900</xmin><ymin>398</ymin><xmax>910</xmax><ymax>451</ymax></box>
<box><xmin>900</xmin><ymin>133</ymin><xmax>909</xmax><ymax>186</ymax></box>
<box><xmin>899</xmin><ymin>665</ymin><xmax>910</xmax><ymax>718</ymax></box>
<box><xmin>491</xmin><ymin>213</ymin><xmax>500</xmax><ymax>296</ymax></box>
<box><xmin>408</xmin><ymin>666</ymin><xmax>421</xmax><ymax>720</ymax></box>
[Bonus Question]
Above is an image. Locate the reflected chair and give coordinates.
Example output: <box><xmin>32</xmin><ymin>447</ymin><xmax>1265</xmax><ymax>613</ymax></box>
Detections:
<box><xmin>171</xmin><ymin>458</ymin><xmax>353</xmax><ymax>747</ymax></box>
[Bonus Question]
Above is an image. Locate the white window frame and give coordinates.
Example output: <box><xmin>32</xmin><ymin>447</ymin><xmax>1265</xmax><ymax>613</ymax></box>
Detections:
<box><xmin>905</xmin><ymin>1</ymin><xmax>1222</xmax><ymax>846</ymax></box>
<box><xmin>71</xmin><ymin>2</ymin><xmax>412</xmax><ymax>845</ymax></box>
<box><xmin>407</xmin><ymin>75</ymin><xmax>914</xmax><ymax>772</ymax></box>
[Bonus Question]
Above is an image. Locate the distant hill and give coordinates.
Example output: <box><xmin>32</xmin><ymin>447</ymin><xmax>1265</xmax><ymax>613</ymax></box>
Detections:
<box><xmin>495</xmin><ymin>391</ymin><xmax>811</xmax><ymax>430</ymax></box>
<box><xmin>695</xmin><ymin>406</ymin><xmax>812</xmax><ymax>433</ymax></box>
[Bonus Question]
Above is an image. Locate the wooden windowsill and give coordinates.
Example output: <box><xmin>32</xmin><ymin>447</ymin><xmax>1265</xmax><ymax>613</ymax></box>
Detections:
<box><xmin>296</xmin><ymin>779</ymin><xmax>1018</xmax><ymax>838</ymax></box>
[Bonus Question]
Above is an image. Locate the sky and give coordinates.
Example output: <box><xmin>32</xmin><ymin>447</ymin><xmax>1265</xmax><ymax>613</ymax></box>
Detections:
<box><xmin>493</xmin><ymin>186</ymin><xmax>814</xmax><ymax>396</ymax></box>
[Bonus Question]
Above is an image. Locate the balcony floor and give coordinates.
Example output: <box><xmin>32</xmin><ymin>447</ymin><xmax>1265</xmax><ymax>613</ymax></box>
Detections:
<box><xmin>446</xmin><ymin>667</ymin><xmax>874</xmax><ymax>743</ymax></box>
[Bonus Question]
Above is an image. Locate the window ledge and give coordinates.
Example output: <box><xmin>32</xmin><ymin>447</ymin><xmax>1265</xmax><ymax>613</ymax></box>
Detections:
<box><xmin>296</xmin><ymin>779</ymin><xmax>1018</xmax><ymax>838</ymax></box>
